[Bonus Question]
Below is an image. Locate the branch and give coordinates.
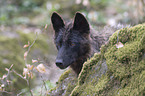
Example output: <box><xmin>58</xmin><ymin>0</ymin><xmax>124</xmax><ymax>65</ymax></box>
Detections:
<box><xmin>25</xmin><ymin>32</ymin><xmax>38</xmax><ymax>65</ymax></box>
<box><xmin>17</xmin><ymin>91</ymin><xmax>24</xmax><ymax>96</ymax></box>
<box><xmin>12</xmin><ymin>69</ymin><xmax>29</xmax><ymax>85</ymax></box>
<box><xmin>0</xmin><ymin>90</ymin><xmax>13</xmax><ymax>94</ymax></box>
<box><xmin>12</xmin><ymin>70</ymin><xmax>33</xmax><ymax>96</ymax></box>
<box><xmin>41</xmin><ymin>76</ymin><xmax>47</xmax><ymax>91</ymax></box>
<box><xmin>4</xmin><ymin>64</ymin><xmax>13</xmax><ymax>85</ymax></box>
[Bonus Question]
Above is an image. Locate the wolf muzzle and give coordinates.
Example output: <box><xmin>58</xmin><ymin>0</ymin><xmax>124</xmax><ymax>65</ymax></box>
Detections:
<box><xmin>55</xmin><ymin>59</ymin><xmax>65</xmax><ymax>69</ymax></box>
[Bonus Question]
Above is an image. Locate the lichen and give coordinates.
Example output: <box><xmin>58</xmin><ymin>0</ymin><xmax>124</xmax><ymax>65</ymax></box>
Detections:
<box><xmin>48</xmin><ymin>23</ymin><xmax>145</xmax><ymax>96</ymax></box>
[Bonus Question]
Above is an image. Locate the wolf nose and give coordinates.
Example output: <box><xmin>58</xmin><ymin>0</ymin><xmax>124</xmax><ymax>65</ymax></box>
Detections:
<box><xmin>56</xmin><ymin>59</ymin><xmax>63</xmax><ymax>67</ymax></box>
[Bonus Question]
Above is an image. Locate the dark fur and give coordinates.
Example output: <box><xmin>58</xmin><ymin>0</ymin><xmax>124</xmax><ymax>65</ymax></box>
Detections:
<box><xmin>51</xmin><ymin>12</ymin><xmax>111</xmax><ymax>74</ymax></box>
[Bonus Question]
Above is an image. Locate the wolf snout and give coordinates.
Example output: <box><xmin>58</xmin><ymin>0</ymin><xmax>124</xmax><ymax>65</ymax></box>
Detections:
<box><xmin>55</xmin><ymin>59</ymin><xmax>64</xmax><ymax>69</ymax></box>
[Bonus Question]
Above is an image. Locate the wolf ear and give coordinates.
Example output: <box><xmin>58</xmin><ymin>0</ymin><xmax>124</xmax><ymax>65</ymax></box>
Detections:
<box><xmin>73</xmin><ymin>12</ymin><xmax>90</xmax><ymax>33</ymax></box>
<box><xmin>51</xmin><ymin>12</ymin><xmax>65</xmax><ymax>32</ymax></box>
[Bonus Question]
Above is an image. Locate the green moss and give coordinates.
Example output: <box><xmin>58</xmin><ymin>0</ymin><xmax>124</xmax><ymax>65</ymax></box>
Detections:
<box><xmin>105</xmin><ymin>24</ymin><xmax>145</xmax><ymax>79</ymax></box>
<box><xmin>118</xmin><ymin>70</ymin><xmax>145</xmax><ymax>96</ymax></box>
<box><xmin>78</xmin><ymin>53</ymin><xmax>101</xmax><ymax>85</ymax></box>
<box><xmin>95</xmin><ymin>75</ymin><xmax>108</xmax><ymax>92</ymax></box>
<box><xmin>48</xmin><ymin>23</ymin><xmax>145</xmax><ymax>96</ymax></box>
<box><xmin>58</xmin><ymin>69</ymin><xmax>72</xmax><ymax>83</ymax></box>
<box><xmin>48</xmin><ymin>69</ymin><xmax>78</xmax><ymax>96</ymax></box>
<box><xmin>101</xmin><ymin>24</ymin><xmax>145</xmax><ymax>95</ymax></box>
<box><xmin>71</xmin><ymin>75</ymin><xmax>109</xmax><ymax>96</ymax></box>
<box><xmin>64</xmin><ymin>82</ymin><xmax>77</xmax><ymax>96</ymax></box>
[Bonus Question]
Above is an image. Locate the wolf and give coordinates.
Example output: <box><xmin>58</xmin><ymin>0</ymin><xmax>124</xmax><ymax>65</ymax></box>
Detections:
<box><xmin>51</xmin><ymin>12</ymin><xmax>115</xmax><ymax>74</ymax></box>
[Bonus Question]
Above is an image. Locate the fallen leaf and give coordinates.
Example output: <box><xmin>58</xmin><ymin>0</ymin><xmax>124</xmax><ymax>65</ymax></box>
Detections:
<box><xmin>32</xmin><ymin>59</ymin><xmax>38</xmax><ymax>63</ymax></box>
<box><xmin>23</xmin><ymin>41</ymin><xmax>30</xmax><ymax>48</ymax></box>
<box><xmin>24</xmin><ymin>75</ymin><xmax>26</xmax><ymax>79</ymax></box>
<box><xmin>2</xmin><ymin>75</ymin><xmax>7</xmax><ymax>79</ymax></box>
<box><xmin>23</xmin><ymin>68</ymin><xmax>29</xmax><ymax>76</ymax></box>
<box><xmin>45</xmin><ymin>24</ymin><xmax>48</xmax><ymax>29</ymax></box>
<box><xmin>116</xmin><ymin>42</ymin><xmax>124</xmax><ymax>48</ymax></box>
<box><xmin>5</xmin><ymin>68</ymin><xmax>9</xmax><ymax>71</ymax></box>
<box><xmin>23</xmin><ymin>45</ymin><xmax>29</xmax><ymax>48</ymax></box>
<box><xmin>28</xmin><ymin>72</ymin><xmax>33</xmax><ymax>79</ymax></box>
<box><xmin>1</xmin><ymin>84</ymin><xmax>4</xmax><ymax>87</ymax></box>
<box><xmin>7</xmin><ymin>80</ymin><xmax>11</xmax><ymax>83</ymax></box>
<box><xmin>35</xmin><ymin>64</ymin><xmax>46</xmax><ymax>73</ymax></box>
<box><xmin>26</xmin><ymin>64</ymin><xmax>34</xmax><ymax>70</ymax></box>
<box><xmin>0</xmin><ymin>87</ymin><xmax>2</xmax><ymax>91</ymax></box>
<box><xmin>24</xmin><ymin>51</ymin><xmax>28</xmax><ymax>60</ymax></box>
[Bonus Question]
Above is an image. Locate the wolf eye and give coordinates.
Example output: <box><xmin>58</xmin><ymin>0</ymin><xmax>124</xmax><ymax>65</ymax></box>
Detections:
<box><xmin>70</xmin><ymin>42</ymin><xmax>75</xmax><ymax>46</ymax></box>
<box><xmin>56</xmin><ymin>42</ymin><xmax>61</xmax><ymax>49</ymax></box>
<box><xmin>57</xmin><ymin>43</ymin><xmax>60</xmax><ymax>46</ymax></box>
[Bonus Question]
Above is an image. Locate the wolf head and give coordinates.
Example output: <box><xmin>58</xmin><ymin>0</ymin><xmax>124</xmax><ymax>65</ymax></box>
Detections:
<box><xmin>51</xmin><ymin>12</ymin><xmax>91</xmax><ymax>73</ymax></box>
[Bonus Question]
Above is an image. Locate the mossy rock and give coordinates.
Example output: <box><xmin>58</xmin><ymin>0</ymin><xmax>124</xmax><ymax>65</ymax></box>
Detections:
<box><xmin>48</xmin><ymin>69</ymin><xmax>78</xmax><ymax>96</ymax></box>
<box><xmin>48</xmin><ymin>23</ymin><xmax>145</xmax><ymax>96</ymax></box>
<box><xmin>0</xmin><ymin>28</ymin><xmax>50</xmax><ymax>94</ymax></box>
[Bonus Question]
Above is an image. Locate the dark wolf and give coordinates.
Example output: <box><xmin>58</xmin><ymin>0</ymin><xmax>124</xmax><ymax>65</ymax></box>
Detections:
<box><xmin>51</xmin><ymin>12</ymin><xmax>116</xmax><ymax>74</ymax></box>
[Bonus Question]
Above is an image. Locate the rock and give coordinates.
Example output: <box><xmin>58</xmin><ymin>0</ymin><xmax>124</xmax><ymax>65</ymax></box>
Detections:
<box><xmin>48</xmin><ymin>23</ymin><xmax>145</xmax><ymax>96</ymax></box>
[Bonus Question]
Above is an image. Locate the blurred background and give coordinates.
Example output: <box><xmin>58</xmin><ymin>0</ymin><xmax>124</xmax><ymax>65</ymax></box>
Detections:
<box><xmin>0</xmin><ymin>0</ymin><xmax>145</xmax><ymax>95</ymax></box>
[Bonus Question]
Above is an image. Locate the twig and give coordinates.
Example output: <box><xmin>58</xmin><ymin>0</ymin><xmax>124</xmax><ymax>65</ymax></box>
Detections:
<box><xmin>0</xmin><ymin>90</ymin><xmax>13</xmax><ymax>94</ymax></box>
<box><xmin>41</xmin><ymin>76</ymin><xmax>47</xmax><ymax>91</ymax></box>
<box><xmin>22</xmin><ymin>27</ymin><xmax>46</xmax><ymax>96</ymax></box>
<box><xmin>17</xmin><ymin>91</ymin><xmax>24</xmax><ymax>96</ymax></box>
<box><xmin>0</xmin><ymin>64</ymin><xmax>13</xmax><ymax>95</ymax></box>
<box><xmin>6</xmin><ymin>64</ymin><xmax>13</xmax><ymax>77</ymax></box>
<box><xmin>12</xmin><ymin>69</ymin><xmax>29</xmax><ymax>85</ymax></box>
<box><xmin>40</xmin><ymin>84</ymin><xmax>43</xmax><ymax>96</ymax></box>
<box><xmin>25</xmin><ymin>32</ymin><xmax>38</xmax><ymax>65</ymax></box>
<box><xmin>40</xmin><ymin>76</ymin><xmax>48</xmax><ymax>96</ymax></box>
<box><xmin>12</xmin><ymin>70</ymin><xmax>34</xmax><ymax>96</ymax></box>
<box><xmin>23</xmin><ymin>32</ymin><xmax>38</xmax><ymax>96</ymax></box>
<box><xmin>28</xmin><ymin>78</ymin><xmax>33</xmax><ymax>96</ymax></box>
<box><xmin>4</xmin><ymin>64</ymin><xmax>13</xmax><ymax>85</ymax></box>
